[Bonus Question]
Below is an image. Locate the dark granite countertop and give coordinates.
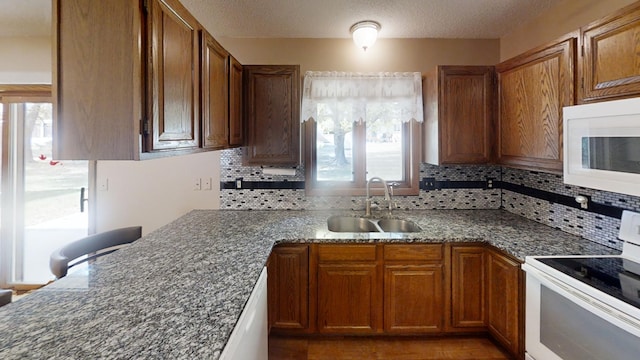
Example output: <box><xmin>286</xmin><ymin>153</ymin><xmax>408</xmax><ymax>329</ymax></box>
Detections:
<box><xmin>0</xmin><ymin>209</ymin><xmax>619</xmax><ymax>359</ymax></box>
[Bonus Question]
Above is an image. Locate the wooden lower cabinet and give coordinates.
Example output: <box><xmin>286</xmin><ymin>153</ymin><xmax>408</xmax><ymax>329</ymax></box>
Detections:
<box><xmin>384</xmin><ymin>264</ymin><xmax>444</xmax><ymax>333</ymax></box>
<box><xmin>450</xmin><ymin>245</ymin><xmax>487</xmax><ymax>330</ymax></box>
<box><xmin>486</xmin><ymin>248</ymin><xmax>522</xmax><ymax>358</ymax></box>
<box><xmin>317</xmin><ymin>263</ymin><xmax>381</xmax><ymax>333</ymax></box>
<box><xmin>315</xmin><ymin>244</ymin><xmax>382</xmax><ymax>334</ymax></box>
<box><xmin>267</xmin><ymin>244</ymin><xmax>309</xmax><ymax>332</ymax></box>
<box><xmin>383</xmin><ymin>244</ymin><xmax>445</xmax><ymax>334</ymax></box>
<box><xmin>267</xmin><ymin>243</ymin><xmax>523</xmax><ymax>358</ymax></box>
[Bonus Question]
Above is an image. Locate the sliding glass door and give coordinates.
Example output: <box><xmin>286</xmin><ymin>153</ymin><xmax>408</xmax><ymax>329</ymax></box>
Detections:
<box><xmin>1</xmin><ymin>88</ymin><xmax>89</xmax><ymax>286</ymax></box>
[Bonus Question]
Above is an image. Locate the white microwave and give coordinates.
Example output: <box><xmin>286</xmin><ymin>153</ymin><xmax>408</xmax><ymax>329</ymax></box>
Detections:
<box><xmin>563</xmin><ymin>97</ymin><xmax>640</xmax><ymax>197</ymax></box>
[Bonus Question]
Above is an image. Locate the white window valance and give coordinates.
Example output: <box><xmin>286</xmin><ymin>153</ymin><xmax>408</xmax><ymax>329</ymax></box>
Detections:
<box><xmin>301</xmin><ymin>71</ymin><xmax>424</xmax><ymax>123</ymax></box>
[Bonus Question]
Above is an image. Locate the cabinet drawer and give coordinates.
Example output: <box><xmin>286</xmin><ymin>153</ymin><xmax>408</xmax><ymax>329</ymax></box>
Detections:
<box><xmin>318</xmin><ymin>245</ymin><xmax>377</xmax><ymax>262</ymax></box>
<box><xmin>384</xmin><ymin>244</ymin><xmax>442</xmax><ymax>261</ymax></box>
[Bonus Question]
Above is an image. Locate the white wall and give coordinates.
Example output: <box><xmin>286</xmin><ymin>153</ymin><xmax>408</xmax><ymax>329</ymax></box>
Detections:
<box><xmin>218</xmin><ymin>37</ymin><xmax>499</xmax><ymax>73</ymax></box>
<box><xmin>0</xmin><ymin>36</ymin><xmax>51</xmax><ymax>83</ymax></box>
<box><xmin>96</xmin><ymin>151</ymin><xmax>221</xmax><ymax>235</ymax></box>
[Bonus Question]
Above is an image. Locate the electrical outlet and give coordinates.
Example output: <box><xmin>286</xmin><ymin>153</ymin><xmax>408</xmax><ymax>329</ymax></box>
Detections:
<box><xmin>193</xmin><ymin>178</ymin><xmax>201</xmax><ymax>191</ymax></box>
<box><xmin>423</xmin><ymin>177</ymin><xmax>436</xmax><ymax>190</ymax></box>
<box><xmin>235</xmin><ymin>177</ymin><xmax>243</xmax><ymax>189</ymax></box>
<box><xmin>202</xmin><ymin>177</ymin><xmax>212</xmax><ymax>190</ymax></box>
<box><xmin>486</xmin><ymin>178</ymin><xmax>494</xmax><ymax>189</ymax></box>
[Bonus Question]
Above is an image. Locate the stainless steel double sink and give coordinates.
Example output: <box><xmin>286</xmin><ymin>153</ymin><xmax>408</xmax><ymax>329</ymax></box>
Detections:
<box><xmin>327</xmin><ymin>215</ymin><xmax>422</xmax><ymax>233</ymax></box>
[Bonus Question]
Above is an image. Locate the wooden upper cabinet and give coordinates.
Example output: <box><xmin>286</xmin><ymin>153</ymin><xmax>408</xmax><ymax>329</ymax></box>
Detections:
<box><xmin>54</xmin><ymin>0</ymin><xmax>207</xmax><ymax>159</ymax></box>
<box><xmin>54</xmin><ymin>0</ymin><xmax>143</xmax><ymax>160</ymax></box>
<box><xmin>581</xmin><ymin>2</ymin><xmax>640</xmax><ymax>103</ymax></box>
<box><xmin>496</xmin><ymin>34</ymin><xmax>577</xmax><ymax>173</ymax></box>
<box><xmin>243</xmin><ymin>65</ymin><xmax>300</xmax><ymax>166</ymax></box>
<box><xmin>201</xmin><ymin>31</ymin><xmax>229</xmax><ymax>149</ymax></box>
<box><xmin>229</xmin><ymin>56</ymin><xmax>244</xmax><ymax>147</ymax></box>
<box><xmin>147</xmin><ymin>0</ymin><xmax>200</xmax><ymax>152</ymax></box>
<box><xmin>423</xmin><ymin>66</ymin><xmax>495</xmax><ymax>165</ymax></box>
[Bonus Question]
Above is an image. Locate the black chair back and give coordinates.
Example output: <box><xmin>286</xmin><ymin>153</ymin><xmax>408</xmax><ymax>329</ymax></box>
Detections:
<box><xmin>0</xmin><ymin>289</ymin><xmax>11</xmax><ymax>307</ymax></box>
<box><xmin>50</xmin><ymin>226</ymin><xmax>142</xmax><ymax>278</ymax></box>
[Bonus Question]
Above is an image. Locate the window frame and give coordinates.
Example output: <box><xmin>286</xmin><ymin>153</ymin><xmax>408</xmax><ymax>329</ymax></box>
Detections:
<box><xmin>304</xmin><ymin>118</ymin><xmax>421</xmax><ymax>197</ymax></box>
<box><xmin>0</xmin><ymin>85</ymin><xmax>95</xmax><ymax>288</ymax></box>
<box><xmin>0</xmin><ymin>85</ymin><xmax>53</xmax><ymax>287</ymax></box>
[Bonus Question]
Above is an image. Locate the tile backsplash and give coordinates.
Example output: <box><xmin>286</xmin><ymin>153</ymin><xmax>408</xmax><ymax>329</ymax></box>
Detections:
<box><xmin>220</xmin><ymin>148</ymin><xmax>501</xmax><ymax>211</ymax></box>
<box><xmin>219</xmin><ymin>148</ymin><xmax>640</xmax><ymax>251</ymax></box>
<box><xmin>501</xmin><ymin>167</ymin><xmax>640</xmax><ymax>251</ymax></box>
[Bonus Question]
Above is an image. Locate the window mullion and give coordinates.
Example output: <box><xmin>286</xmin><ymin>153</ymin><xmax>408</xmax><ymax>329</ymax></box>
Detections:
<box><xmin>353</xmin><ymin>120</ymin><xmax>367</xmax><ymax>187</ymax></box>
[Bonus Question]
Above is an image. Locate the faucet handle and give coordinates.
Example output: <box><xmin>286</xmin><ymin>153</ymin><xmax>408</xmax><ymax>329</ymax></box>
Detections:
<box><xmin>389</xmin><ymin>182</ymin><xmax>401</xmax><ymax>211</ymax></box>
<box><xmin>388</xmin><ymin>182</ymin><xmax>400</xmax><ymax>196</ymax></box>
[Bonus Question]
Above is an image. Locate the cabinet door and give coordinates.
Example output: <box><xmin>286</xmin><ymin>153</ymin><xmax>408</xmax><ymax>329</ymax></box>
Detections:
<box><xmin>384</xmin><ymin>264</ymin><xmax>444</xmax><ymax>333</ymax></box>
<box><xmin>317</xmin><ymin>263</ymin><xmax>380</xmax><ymax>334</ymax></box>
<box><xmin>424</xmin><ymin>66</ymin><xmax>495</xmax><ymax>164</ymax></box>
<box><xmin>268</xmin><ymin>245</ymin><xmax>309</xmax><ymax>331</ymax></box>
<box><xmin>229</xmin><ymin>56</ymin><xmax>243</xmax><ymax>146</ymax></box>
<box><xmin>451</xmin><ymin>245</ymin><xmax>486</xmax><ymax>329</ymax></box>
<box><xmin>486</xmin><ymin>250</ymin><xmax>522</xmax><ymax>358</ymax></box>
<box><xmin>148</xmin><ymin>0</ymin><xmax>200</xmax><ymax>151</ymax></box>
<box><xmin>581</xmin><ymin>2</ymin><xmax>640</xmax><ymax>102</ymax></box>
<box><xmin>243</xmin><ymin>65</ymin><xmax>300</xmax><ymax>166</ymax></box>
<box><xmin>497</xmin><ymin>34</ymin><xmax>576</xmax><ymax>173</ymax></box>
<box><xmin>54</xmin><ymin>0</ymin><xmax>142</xmax><ymax>160</ymax></box>
<box><xmin>201</xmin><ymin>32</ymin><xmax>229</xmax><ymax>149</ymax></box>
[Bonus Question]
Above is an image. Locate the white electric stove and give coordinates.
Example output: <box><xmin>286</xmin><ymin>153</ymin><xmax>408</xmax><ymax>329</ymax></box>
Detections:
<box><xmin>522</xmin><ymin>210</ymin><xmax>640</xmax><ymax>360</ymax></box>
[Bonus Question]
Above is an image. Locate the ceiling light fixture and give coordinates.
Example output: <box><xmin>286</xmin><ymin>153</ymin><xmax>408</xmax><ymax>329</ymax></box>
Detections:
<box><xmin>350</xmin><ymin>20</ymin><xmax>381</xmax><ymax>51</ymax></box>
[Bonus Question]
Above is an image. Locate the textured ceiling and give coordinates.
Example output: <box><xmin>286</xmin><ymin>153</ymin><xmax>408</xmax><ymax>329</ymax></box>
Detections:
<box><xmin>0</xmin><ymin>0</ymin><xmax>561</xmax><ymax>39</ymax></box>
<box><xmin>180</xmin><ymin>0</ymin><xmax>562</xmax><ymax>39</ymax></box>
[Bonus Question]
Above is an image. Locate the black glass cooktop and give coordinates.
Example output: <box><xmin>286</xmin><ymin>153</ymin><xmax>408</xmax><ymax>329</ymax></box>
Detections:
<box><xmin>537</xmin><ymin>257</ymin><xmax>640</xmax><ymax>309</ymax></box>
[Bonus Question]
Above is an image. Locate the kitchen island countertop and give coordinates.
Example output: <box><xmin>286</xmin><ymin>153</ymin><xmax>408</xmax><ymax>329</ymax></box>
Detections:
<box><xmin>0</xmin><ymin>209</ymin><xmax>619</xmax><ymax>359</ymax></box>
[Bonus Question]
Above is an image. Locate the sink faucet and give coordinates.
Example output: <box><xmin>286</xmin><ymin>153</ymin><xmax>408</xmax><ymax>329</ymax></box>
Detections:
<box><xmin>365</xmin><ymin>177</ymin><xmax>392</xmax><ymax>216</ymax></box>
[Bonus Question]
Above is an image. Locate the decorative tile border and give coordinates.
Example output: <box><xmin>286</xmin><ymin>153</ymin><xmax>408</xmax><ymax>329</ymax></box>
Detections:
<box><xmin>501</xmin><ymin>168</ymin><xmax>640</xmax><ymax>251</ymax></box>
<box><xmin>498</xmin><ymin>181</ymin><xmax>623</xmax><ymax>218</ymax></box>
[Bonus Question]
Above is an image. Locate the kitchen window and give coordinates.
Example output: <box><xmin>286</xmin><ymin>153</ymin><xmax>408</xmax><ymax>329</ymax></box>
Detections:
<box><xmin>302</xmin><ymin>72</ymin><xmax>423</xmax><ymax>196</ymax></box>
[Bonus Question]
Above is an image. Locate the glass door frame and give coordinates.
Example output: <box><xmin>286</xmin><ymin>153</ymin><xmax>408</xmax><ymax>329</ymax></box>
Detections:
<box><xmin>0</xmin><ymin>85</ymin><xmax>96</xmax><ymax>288</ymax></box>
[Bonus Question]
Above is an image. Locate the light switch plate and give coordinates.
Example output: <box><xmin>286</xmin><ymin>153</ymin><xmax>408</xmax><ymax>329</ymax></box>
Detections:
<box><xmin>193</xmin><ymin>178</ymin><xmax>201</xmax><ymax>191</ymax></box>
